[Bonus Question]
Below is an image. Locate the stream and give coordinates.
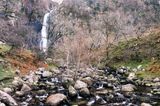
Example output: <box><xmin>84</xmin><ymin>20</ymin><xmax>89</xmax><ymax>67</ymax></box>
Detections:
<box><xmin>0</xmin><ymin>66</ymin><xmax>159</xmax><ymax>106</ymax></box>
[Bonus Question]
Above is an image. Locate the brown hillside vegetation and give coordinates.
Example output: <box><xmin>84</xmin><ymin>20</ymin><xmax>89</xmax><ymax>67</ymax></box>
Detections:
<box><xmin>5</xmin><ymin>49</ymin><xmax>47</xmax><ymax>75</ymax></box>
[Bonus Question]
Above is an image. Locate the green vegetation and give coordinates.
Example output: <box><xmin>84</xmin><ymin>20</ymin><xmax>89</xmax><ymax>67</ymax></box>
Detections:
<box><xmin>103</xmin><ymin>31</ymin><xmax>160</xmax><ymax>67</ymax></box>
<box><xmin>0</xmin><ymin>65</ymin><xmax>14</xmax><ymax>87</ymax></box>
<box><xmin>0</xmin><ymin>65</ymin><xmax>14</xmax><ymax>80</ymax></box>
<box><xmin>137</xmin><ymin>70</ymin><xmax>160</xmax><ymax>79</ymax></box>
<box><xmin>99</xmin><ymin>31</ymin><xmax>160</xmax><ymax>79</ymax></box>
<box><xmin>113</xmin><ymin>60</ymin><xmax>150</xmax><ymax>68</ymax></box>
<box><xmin>0</xmin><ymin>44</ymin><xmax>11</xmax><ymax>54</ymax></box>
<box><xmin>0</xmin><ymin>44</ymin><xmax>14</xmax><ymax>87</ymax></box>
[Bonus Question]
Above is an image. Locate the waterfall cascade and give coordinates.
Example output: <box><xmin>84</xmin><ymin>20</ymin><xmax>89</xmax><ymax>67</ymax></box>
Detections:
<box><xmin>40</xmin><ymin>0</ymin><xmax>63</xmax><ymax>53</ymax></box>
<box><xmin>40</xmin><ymin>11</ymin><xmax>51</xmax><ymax>53</ymax></box>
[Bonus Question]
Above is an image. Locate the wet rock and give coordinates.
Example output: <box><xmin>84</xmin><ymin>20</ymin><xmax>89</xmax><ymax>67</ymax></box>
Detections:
<box><xmin>20</xmin><ymin>102</ymin><xmax>29</xmax><ymax>106</ymax></box>
<box><xmin>93</xmin><ymin>82</ymin><xmax>104</xmax><ymax>90</ymax></box>
<box><xmin>141</xmin><ymin>102</ymin><xmax>152</xmax><ymax>106</ymax></box>
<box><xmin>46</xmin><ymin>93</ymin><xmax>67</xmax><ymax>106</ymax></box>
<box><xmin>128</xmin><ymin>72</ymin><xmax>136</xmax><ymax>80</ymax></box>
<box><xmin>3</xmin><ymin>88</ymin><xmax>13</xmax><ymax>94</ymax></box>
<box><xmin>42</xmin><ymin>71</ymin><xmax>52</xmax><ymax>77</ymax></box>
<box><xmin>96</xmin><ymin>95</ymin><xmax>107</xmax><ymax>105</ymax></box>
<box><xmin>21</xmin><ymin>84</ymin><xmax>31</xmax><ymax>94</ymax></box>
<box><xmin>80</xmin><ymin>88</ymin><xmax>90</xmax><ymax>97</ymax></box>
<box><xmin>0</xmin><ymin>90</ymin><xmax>18</xmax><ymax>106</ymax></box>
<box><xmin>74</xmin><ymin>80</ymin><xmax>87</xmax><ymax>90</ymax></box>
<box><xmin>68</xmin><ymin>86</ymin><xmax>77</xmax><ymax>97</ymax></box>
<box><xmin>87</xmin><ymin>98</ymin><xmax>95</xmax><ymax>106</ymax></box>
<box><xmin>121</xmin><ymin>84</ymin><xmax>136</xmax><ymax>92</ymax></box>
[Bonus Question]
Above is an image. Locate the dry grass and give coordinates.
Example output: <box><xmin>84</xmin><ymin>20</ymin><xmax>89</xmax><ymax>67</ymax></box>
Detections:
<box><xmin>5</xmin><ymin>48</ymin><xmax>48</xmax><ymax>75</ymax></box>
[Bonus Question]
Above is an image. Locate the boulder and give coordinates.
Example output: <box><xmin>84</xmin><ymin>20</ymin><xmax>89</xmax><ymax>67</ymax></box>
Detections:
<box><xmin>121</xmin><ymin>84</ymin><xmax>136</xmax><ymax>92</ymax></box>
<box><xmin>80</xmin><ymin>88</ymin><xmax>90</xmax><ymax>97</ymax></box>
<box><xmin>0</xmin><ymin>90</ymin><xmax>18</xmax><ymax>106</ymax></box>
<box><xmin>3</xmin><ymin>88</ymin><xmax>13</xmax><ymax>94</ymax></box>
<box><xmin>21</xmin><ymin>84</ymin><xmax>31</xmax><ymax>93</ymax></box>
<box><xmin>46</xmin><ymin>93</ymin><xmax>67</xmax><ymax>106</ymax></box>
<box><xmin>82</xmin><ymin>77</ymin><xmax>93</xmax><ymax>86</ymax></box>
<box><xmin>42</xmin><ymin>71</ymin><xmax>52</xmax><ymax>77</ymax></box>
<box><xmin>69</xmin><ymin>86</ymin><xmax>77</xmax><ymax>96</ymax></box>
<box><xmin>141</xmin><ymin>103</ymin><xmax>152</xmax><ymax>106</ymax></box>
<box><xmin>15</xmin><ymin>91</ymin><xmax>24</xmax><ymax>97</ymax></box>
<box><xmin>74</xmin><ymin>80</ymin><xmax>87</xmax><ymax>90</ymax></box>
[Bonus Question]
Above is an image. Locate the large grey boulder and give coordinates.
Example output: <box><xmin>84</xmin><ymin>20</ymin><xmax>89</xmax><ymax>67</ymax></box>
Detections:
<box><xmin>0</xmin><ymin>90</ymin><xmax>18</xmax><ymax>106</ymax></box>
<box><xmin>121</xmin><ymin>84</ymin><xmax>136</xmax><ymax>92</ymax></box>
<box><xmin>80</xmin><ymin>87</ymin><xmax>90</xmax><ymax>96</ymax></box>
<box><xmin>69</xmin><ymin>86</ymin><xmax>77</xmax><ymax>96</ymax></box>
<box><xmin>46</xmin><ymin>93</ymin><xmax>67</xmax><ymax>106</ymax></box>
<box><xmin>74</xmin><ymin>80</ymin><xmax>87</xmax><ymax>90</ymax></box>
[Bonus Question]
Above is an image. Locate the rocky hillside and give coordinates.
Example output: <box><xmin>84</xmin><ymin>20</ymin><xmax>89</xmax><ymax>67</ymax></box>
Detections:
<box><xmin>0</xmin><ymin>0</ymin><xmax>160</xmax><ymax>106</ymax></box>
<box><xmin>0</xmin><ymin>0</ymin><xmax>160</xmax><ymax>51</ymax></box>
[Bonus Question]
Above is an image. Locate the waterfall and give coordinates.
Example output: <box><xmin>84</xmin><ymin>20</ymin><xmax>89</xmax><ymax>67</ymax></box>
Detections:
<box><xmin>40</xmin><ymin>12</ymin><xmax>50</xmax><ymax>53</ymax></box>
<box><xmin>40</xmin><ymin>0</ymin><xmax>63</xmax><ymax>53</ymax></box>
<box><xmin>51</xmin><ymin>0</ymin><xmax>63</xmax><ymax>5</ymax></box>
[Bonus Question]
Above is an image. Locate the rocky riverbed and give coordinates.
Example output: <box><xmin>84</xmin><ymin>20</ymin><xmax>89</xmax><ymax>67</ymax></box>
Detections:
<box><xmin>0</xmin><ymin>66</ymin><xmax>160</xmax><ymax>106</ymax></box>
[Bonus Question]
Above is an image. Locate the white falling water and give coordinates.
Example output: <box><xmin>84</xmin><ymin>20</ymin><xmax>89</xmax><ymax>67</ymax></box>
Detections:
<box><xmin>40</xmin><ymin>12</ymin><xmax>50</xmax><ymax>53</ymax></box>
<box><xmin>40</xmin><ymin>0</ymin><xmax>63</xmax><ymax>53</ymax></box>
<box><xmin>51</xmin><ymin>0</ymin><xmax>63</xmax><ymax>5</ymax></box>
